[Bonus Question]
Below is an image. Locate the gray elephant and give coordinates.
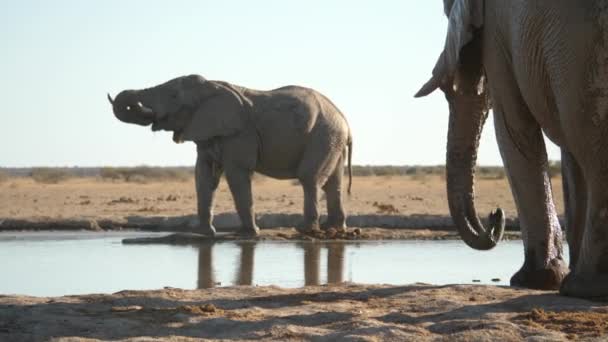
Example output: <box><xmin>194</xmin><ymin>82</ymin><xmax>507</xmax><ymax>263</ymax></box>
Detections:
<box><xmin>108</xmin><ymin>75</ymin><xmax>352</xmax><ymax>237</ymax></box>
<box><xmin>417</xmin><ymin>0</ymin><xmax>608</xmax><ymax>298</ymax></box>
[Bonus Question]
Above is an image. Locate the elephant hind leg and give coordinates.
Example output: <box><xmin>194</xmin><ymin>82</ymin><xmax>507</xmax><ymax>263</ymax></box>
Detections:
<box><xmin>296</xmin><ymin>134</ymin><xmax>345</xmax><ymax>233</ymax></box>
<box><xmin>561</xmin><ymin>168</ymin><xmax>608</xmax><ymax>298</ymax></box>
<box><xmin>321</xmin><ymin>153</ymin><xmax>347</xmax><ymax>230</ymax></box>
<box><xmin>561</xmin><ymin>149</ymin><xmax>587</xmax><ymax>271</ymax></box>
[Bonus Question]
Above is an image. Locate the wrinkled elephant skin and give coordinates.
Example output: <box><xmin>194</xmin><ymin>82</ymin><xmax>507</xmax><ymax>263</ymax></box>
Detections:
<box><xmin>417</xmin><ymin>0</ymin><xmax>608</xmax><ymax>298</ymax></box>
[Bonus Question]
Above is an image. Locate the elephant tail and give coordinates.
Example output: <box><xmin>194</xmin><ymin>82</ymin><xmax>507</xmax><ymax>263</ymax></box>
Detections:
<box><xmin>347</xmin><ymin>137</ymin><xmax>352</xmax><ymax>195</ymax></box>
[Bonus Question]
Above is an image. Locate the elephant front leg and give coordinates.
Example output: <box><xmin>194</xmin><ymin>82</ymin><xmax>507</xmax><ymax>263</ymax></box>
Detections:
<box><xmin>297</xmin><ymin>181</ymin><xmax>321</xmax><ymax>233</ymax></box>
<box><xmin>494</xmin><ymin>106</ymin><xmax>568</xmax><ymax>290</ymax></box>
<box><xmin>195</xmin><ymin>155</ymin><xmax>222</xmax><ymax>236</ymax></box>
<box><xmin>224</xmin><ymin>166</ymin><xmax>260</xmax><ymax>236</ymax></box>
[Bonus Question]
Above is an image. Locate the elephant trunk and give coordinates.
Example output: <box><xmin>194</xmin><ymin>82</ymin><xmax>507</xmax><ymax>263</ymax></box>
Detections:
<box><xmin>108</xmin><ymin>90</ymin><xmax>156</xmax><ymax>126</ymax></box>
<box><xmin>445</xmin><ymin>87</ymin><xmax>505</xmax><ymax>250</ymax></box>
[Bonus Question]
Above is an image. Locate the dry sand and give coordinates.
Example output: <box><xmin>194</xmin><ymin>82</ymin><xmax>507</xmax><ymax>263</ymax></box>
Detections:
<box><xmin>3</xmin><ymin>175</ymin><xmax>601</xmax><ymax>342</ymax></box>
<box><xmin>2</xmin><ymin>284</ymin><xmax>607</xmax><ymax>341</ymax></box>
<box><xmin>0</xmin><ymin>175</ymin><xmax>561</xmax><ymax>234</ymax></box>
<box><xmin>0</xmin><ymin>175</ymin><xmax>532</xmax><ymax>220</ymax></box>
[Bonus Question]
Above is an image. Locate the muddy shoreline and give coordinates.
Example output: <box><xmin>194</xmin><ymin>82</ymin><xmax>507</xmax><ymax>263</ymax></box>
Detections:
<box><xmin>0</xmin><ymin>214</ymin><xmax>525</xmax><ymax>242</ymax></box>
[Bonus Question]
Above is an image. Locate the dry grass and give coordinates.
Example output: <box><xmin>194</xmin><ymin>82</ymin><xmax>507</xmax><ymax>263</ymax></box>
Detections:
<box><xmin>100</xmin><ymin>166</ymin><xmax>193</xmax><ymax>183</ymax></box>
<box><xmin>30</xmin><ymin>168</ymin><xmax>72</xmax><ymax>184</ymax></box>
<box><xmin>0</xmin><ymin>169</ymin><xmax>9</xmax><ymax>184</ymax></box>
<box><xmin>516</xmin><ymin>308</ymin><xmax>608</xmax><ymax>339</ymax></box>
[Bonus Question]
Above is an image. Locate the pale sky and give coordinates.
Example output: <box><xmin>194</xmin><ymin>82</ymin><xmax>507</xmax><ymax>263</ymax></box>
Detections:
<box><xmin>0</xmin><ymin>1</ymin><xmax>560</xmax><ymax>167</ymax></box>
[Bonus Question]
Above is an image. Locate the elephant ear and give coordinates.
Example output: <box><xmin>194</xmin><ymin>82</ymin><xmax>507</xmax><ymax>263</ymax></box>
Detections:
<box><xmin>181</xmin><ymin>82</ymin><xmax>247</xmax><ymax>142</ymax></box>
<box><xmin>415</xmin><ymin>0</ymin><xmax>484</xmax><ymax>97</ymax></box>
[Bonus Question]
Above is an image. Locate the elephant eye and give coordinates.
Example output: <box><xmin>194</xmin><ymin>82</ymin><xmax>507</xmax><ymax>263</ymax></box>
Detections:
<box><xmin>126</xmin><ymin>105</ymin><xmax>131</xmax><ymax>111</ymax></box>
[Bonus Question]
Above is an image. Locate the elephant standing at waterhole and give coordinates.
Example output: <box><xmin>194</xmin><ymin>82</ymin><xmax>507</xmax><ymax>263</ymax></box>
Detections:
<box><xmin>108</xmin><ymin>75</ymin><xmax>352</xmax><ymax>237</ymax></box>
<box><xmin>417</xmin><ymin>0</ymin><xmax>608</xmax><ymax>298</ymax></box>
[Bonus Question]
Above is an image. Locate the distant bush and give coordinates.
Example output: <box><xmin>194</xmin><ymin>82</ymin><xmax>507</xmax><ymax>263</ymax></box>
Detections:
<box><xmin>0</xmin><ymin>169</ymin><xmax>9</xmax><ymax>183</ymax></box>
<box><xmin>100</xmin><ymin>166</ymin><xmax>193</xmax><ymax>183</ymax></box>
<box><xmin>30</xmin><ymin>168</ymin><xmax>72</xmax><ymax>184</ymax></box>
<box><xmin>476</xmin><ymin>166</ymin><xmax>506</xmax><ymax>180</ymax></box>
<box><xmin>548</xmin><ymin>160</ymin><xmax>561</xmax><ymax>179</ymax></box>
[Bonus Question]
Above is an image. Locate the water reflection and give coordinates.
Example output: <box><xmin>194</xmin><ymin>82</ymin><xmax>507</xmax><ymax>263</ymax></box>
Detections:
<box><xmin>301</xmin><ymin>243</ymin><xmax>345</xmax><ymax>285</ymax></box>
<box><xmin>196</xmin><ymin>243</ymin><xmax>215</xmax><ymax>289</ymax></box>
<box><xmin>196</xmin><ymin>242</ymin><xmax>345</xmax><ymax>288</ymax></box>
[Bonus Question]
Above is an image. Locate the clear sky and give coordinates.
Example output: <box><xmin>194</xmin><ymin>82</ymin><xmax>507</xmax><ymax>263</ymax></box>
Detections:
<box><xmin>0</xmin><ymin>1</ymin><xmax>560</xmax><ymax>167</ymax></box>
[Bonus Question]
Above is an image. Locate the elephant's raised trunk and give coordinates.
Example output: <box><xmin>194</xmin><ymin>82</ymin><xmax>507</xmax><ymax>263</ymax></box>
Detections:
<box><xmin>445</xmin><ymin>83</ymin><xmax>505</xmax><ymax>250</ymax></box>
<box><xmin>107</xmin><ymin>90</ymin><xmax>156</xmax><ymax>126</ymax></box>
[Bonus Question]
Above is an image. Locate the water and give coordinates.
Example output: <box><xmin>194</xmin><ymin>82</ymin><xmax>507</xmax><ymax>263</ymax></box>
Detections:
<box><xmin>0</xmin><ymin>232</ymin><xmax>559</xmax><ymax>297</ymax></box>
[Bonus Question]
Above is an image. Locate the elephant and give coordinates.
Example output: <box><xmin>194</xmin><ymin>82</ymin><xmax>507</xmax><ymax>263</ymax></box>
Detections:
<box><xmin>108</xmin><ymin>74</ymin><xmax>352</xmax><ymax>237</ymax></box>
<box><xmin>416</xmin><ymin>0</ymin><xmax>608</xmax><ymax>298</ymax></box>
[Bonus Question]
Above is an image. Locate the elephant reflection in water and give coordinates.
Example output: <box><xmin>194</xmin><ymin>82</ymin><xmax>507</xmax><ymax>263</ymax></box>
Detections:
<box><xmin>197</xmin><ymin>242</ymin><xmax>255</xmax><ymax>289</ymax></box>
<box><xmin>196</xmin><ymin>242</ymin><xmax>345</xmax><ymax>288</ymax></box>
<box><xmin>302</xmin><ymin>243</ymin><xmax>345</xmax><ymax>286</ymax></box>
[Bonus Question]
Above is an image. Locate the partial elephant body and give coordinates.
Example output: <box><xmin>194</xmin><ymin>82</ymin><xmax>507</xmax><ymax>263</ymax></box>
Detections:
<box><xmin>238</xmin><ymin>85</ymin><xmax>350</xmax><ymax>182</ymax></box>
<box><xmin>109</xmin><ymin>75</ymin><xmax>352</xmax><ymax>238</ymax></box>
<box><xmin>418</xmin><ymin>0</ymin><xmax>608</xmax><ymax>298</ymax></box>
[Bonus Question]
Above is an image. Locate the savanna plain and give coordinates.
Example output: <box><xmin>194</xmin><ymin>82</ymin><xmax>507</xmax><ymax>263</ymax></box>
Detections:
<box><xmin>1</xmin><ymin>167</ymin><xmax>608</xmax><ymax>341</ymax></box>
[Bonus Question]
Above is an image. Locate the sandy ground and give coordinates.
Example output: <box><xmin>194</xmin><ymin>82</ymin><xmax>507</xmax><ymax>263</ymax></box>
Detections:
<box><xmin>2</xmin><ymin>284</ymin><xmax>607</xmax><ymax>341</ymax></box>
<box><xmin>2</xmin><ymin>175</ymin><xmax>596</xmax><ymax>342</ymax></box>
<box><xmin>0</xmin><ymin>175</ymin><xmax>563</xmax><ymax>235</ymax></box>
<box><xmin>0</xmin><ymin>175</ymin><xmax>540</xmax><ymax>220</ymax></box>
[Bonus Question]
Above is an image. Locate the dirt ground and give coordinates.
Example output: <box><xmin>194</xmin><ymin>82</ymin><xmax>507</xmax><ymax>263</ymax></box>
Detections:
<box><xmin>2</xmin><ymin>175</ymin><xmax>595</xmax><ymax>342</ymax></box>
<box><xmin>2</xmin><ymin>284</ymin><xmax>607</xmax><ymax>341</ymax></box>
<box><xmin>0</xmin><ymin>175</ymin><xmax>563</xmax><ymax>235</ymax></box>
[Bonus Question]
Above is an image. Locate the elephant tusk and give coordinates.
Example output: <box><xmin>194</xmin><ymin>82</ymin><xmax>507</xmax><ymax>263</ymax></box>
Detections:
<box><xmin>107</xmin><ymin>93</ymin><xmax>114</xmax><ymax>105</ymax></box>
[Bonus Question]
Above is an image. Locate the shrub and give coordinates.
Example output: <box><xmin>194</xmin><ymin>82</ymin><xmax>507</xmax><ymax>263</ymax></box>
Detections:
<box><xmin>100</xmin><ymin>166</ymin><xmax>193</xmax><ymax>183</ymax></box>
<box><xmin>30</xmin><ymin>168</ymin><xmax>72</xmax><ymax>184</ymax></box>
<box><xmin>0</xmin><ymin>169</ymin><xmax>9</xmax><ymax>183</ymax></box>
<box><xmin>476</xmin><ymin>166</ymin><xmax>506</xmax><ymax>180</ymax></box>
<box><xmin>548</xmin><ymin>160</ymin><xmax>561</xmax><ymax>178</ymax></box>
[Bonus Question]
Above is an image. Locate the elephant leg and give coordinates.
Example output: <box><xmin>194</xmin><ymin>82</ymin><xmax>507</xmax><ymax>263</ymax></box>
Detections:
<box><xmin>298</xmin><ymin>181</ymin><xmax>321</xmax><ymax>233</ymax></box>
<box><xmin>195</xmin><ymin>154</ymin><xmax>221</xmax><ymax>236</ymax></box>
<box><xmin>296</xmin><ymin>135</ymin><xmax>345</xmax><ymax>233</ymax></box>
<box><xmin>561</xmin><ymin>166</ymin><xmax>608</xmax><ymax>298</ymax></box>
<box><xmin>561</xmin><ymin>149</ymin><xmax>587</xmax><ymax>271</ymax></box>
<box><xmin>492</xmin><ymin>91</ymin><xmax>567</xmax><ymax>290</ymax></box>
<box><xmin>224</xmin><ymin>166</ymin><xmax>260</xmax><ymax>236</ymax></box>
<box><xmin>321</xmin><ymin>153</ymin><xmax>347</xmax><ymax>230</ymax></box>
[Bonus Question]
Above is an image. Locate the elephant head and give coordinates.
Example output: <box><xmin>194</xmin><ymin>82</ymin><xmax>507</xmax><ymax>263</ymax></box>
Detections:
<box><xmin>108</xmin><ymin>75</ymin><xmax>248</xmax><ymax>143</ymax></box>
<box><xmin>415</xmin><ymin>0</ymin><xmax>505</xmax><ymax>250</ymax></box>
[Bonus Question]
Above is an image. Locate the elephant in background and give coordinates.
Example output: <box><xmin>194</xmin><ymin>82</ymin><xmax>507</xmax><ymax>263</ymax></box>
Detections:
<box><xmin>108</xmin><ymin>75</ymin><xmax>352</xmax><ymax>237</ymax></box>
<box><xmin>417</xmin><ymin>0</ymin><xmax>608</xmax><ymax>298</ymax></box>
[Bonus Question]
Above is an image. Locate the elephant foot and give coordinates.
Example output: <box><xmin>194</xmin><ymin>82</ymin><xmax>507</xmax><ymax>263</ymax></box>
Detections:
<box><xmin>199</xmin><ymin>226</ymin><xmax>217</xmax><ymax>237</ymax></box>
<box><xmin>320</xmin><ymin>219</ymin><xmax>347</xmax><ymax>231</ymax></box>
<box><xmin>238</xmin><ymin>226</ymin><xmax>260</xmax><ymax>237</ymax></box>
<box><xmin>296</xmin><ymin>222</ymin><xmax>321</xmax><ymax>235</ymax></box>
<box><xmin>510</xmin><ymin>258</ymin><xmax>568</xmax><ymax>290</ymax></box>
<box><xmin>560</xmin><ymin>272</ymin><xmax>608</xmax><ymax>299</ymax></box>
